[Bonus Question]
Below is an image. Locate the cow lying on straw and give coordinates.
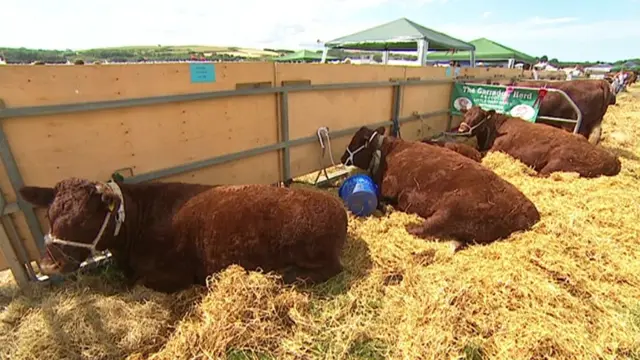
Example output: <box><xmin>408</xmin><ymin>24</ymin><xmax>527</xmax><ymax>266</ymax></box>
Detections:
<box><xmin>19</xmin><ymin>178</ymin><xmax>348</xmax><ymax>293</ymax></box>
<box><xmin>421</xmin><ymin>138</ymin><xmax>483</xmax><ymax>162</ymax></box>
<box><xmin>459</xmin><ymin>106</ymin><xmax>622</xmax><ymax>178</ymax></box>
<box><xmin>509</xmin><ymin>79</ymin><xmax>616</xmax><ymax>144</ymax></box>
<box><xmin>341</xmin><ymin>126</ymin><xmax>541</xmax><ymax>252</ymax></box>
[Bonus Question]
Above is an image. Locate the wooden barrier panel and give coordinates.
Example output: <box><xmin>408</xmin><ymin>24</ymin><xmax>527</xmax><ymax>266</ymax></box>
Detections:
<box><xmin>275</xmin><ymin>63</ymin><xmax>405</xmax><ymax>178</ymax></box>
<box><xmin>0</xmin><ymin>63</ymin><xmax>281</xmax><ymax>263</ymax></box>
<box><xmin>0</xmin><ymin>63</ymin><xmax>518</xmax><ymax>271</ymax></box>
<box><xmin>521</xmin><ymin>70</ymin><xmax>567</xmax><ymax>80</ymax></box>
<box><xmin>401</xmin><ymin>67</ymin><xmax>451</xmax><ymax>140</ymax></box>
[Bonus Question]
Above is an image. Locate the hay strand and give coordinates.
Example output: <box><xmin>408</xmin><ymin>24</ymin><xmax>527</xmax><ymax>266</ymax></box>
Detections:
<box><xmin>1</xmin><ymin>85</ymin><xmax>640</xmax><ymax>359</ymax></box>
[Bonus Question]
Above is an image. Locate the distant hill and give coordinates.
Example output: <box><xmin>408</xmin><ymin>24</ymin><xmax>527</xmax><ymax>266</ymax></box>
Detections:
<box><xmin>0</xmin><ymin>45</ymin><xmax>299</xmax><ymax>64</ymax></box>
<box><xmin>0</xmin><ymin>45</ymin><xmax>637</xmax><ymax>69</ymax></box>
<box><xmin>0</xmin><ymin>45</ymin><xmax>409</xmax><ymax>64</ymax></box>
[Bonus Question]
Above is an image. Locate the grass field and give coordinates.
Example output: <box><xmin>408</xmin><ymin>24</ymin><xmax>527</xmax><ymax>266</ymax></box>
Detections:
<box><xmin>1</xmin><ymin>85</ymin><xmax>639</xmax><ymax>359</ymax></box>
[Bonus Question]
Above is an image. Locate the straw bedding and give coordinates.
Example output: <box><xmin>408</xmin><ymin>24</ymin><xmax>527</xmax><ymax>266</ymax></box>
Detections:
<box><xmin>1</xmin><ymin>85</ymin><xmax>640</xmax><ymax>360</ymax></box>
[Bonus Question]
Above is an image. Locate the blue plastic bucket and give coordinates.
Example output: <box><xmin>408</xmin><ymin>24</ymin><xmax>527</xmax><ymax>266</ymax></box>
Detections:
<box><xmin>338</xmin><ymin>174</ymin><xmax>379</xmax><ymax>217</ymax></box>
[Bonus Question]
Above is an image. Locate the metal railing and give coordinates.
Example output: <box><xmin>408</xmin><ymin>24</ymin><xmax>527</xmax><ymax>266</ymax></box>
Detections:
<box><xmin>455</xmin><ymin>81</ymin><xmax>583</xmax><ymax>134</ymax></box>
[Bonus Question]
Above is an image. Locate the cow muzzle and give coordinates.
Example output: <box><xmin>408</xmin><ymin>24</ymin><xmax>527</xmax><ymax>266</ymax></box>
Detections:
<box><xmin>343</xmin><ymin>144</ymin><xmax>365</xmax><ymax>167</ymax></box>
<box><xmin>458</xmin><ymin>123</ymin><xmax>471</xmax><ymax>133</ymax></box>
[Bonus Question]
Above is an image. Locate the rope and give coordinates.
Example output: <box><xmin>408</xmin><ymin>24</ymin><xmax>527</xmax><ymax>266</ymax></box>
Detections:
<box><xmin>317</xmin><ymin>127</ymin><xmax>338</xmax><ymax>168</ymax></box>
<box><xmin>313</xmin><ymin>127</ymin><xmax>344</xmax><ymax>186</ymax></box>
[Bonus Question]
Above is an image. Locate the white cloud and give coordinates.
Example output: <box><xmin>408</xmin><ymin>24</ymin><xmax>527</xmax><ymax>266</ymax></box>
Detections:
<box><xmin>438</xmin><ymin>16</ymin><xmax>640</xmax><ymax>43</ymax></box>
<box><xmin>2</xmin><ymin>1</ymin><xmax>638</xmax><ymax>61</ymax></box>
<box><xmin>1</xmin><ymin>0</ymin><xmax>444</xmax><ymax>50</ymax></box>
<box><xmin>435</xmin><ymin>16</ymin><xmax>640</xmax><ymax>60</ymax></box>
<box><xmin>527</xmin><ymin>16</ymin><xmax>577</xmax><ymax>25</ymax></box>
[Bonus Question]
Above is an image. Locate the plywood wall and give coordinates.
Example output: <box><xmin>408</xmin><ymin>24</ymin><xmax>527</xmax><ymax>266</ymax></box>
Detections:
<box><xmin>275</xmin><ymin>63</ymin><xmax>405</xmax><ymax>177</ymax></box>
<box><xmin>522</xmin><ymin>70</ymin><xmax>567</xmax><ymax>80</ymax></box>
<box><xmin>0</xmin><ymin>62</ymin><xmax>513</xmax><ymax>270</ymax></box>
<box><xmin>400</xmin><ymin>67</ymin><xmax>452</xmax><ymax>139</ymax></box>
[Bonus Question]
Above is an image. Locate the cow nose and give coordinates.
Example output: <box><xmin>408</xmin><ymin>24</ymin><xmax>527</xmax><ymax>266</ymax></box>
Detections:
<box><xmin>39</xmin><ymin>257</ymin><xmax>62</xmax><ymax>275</ymax></box>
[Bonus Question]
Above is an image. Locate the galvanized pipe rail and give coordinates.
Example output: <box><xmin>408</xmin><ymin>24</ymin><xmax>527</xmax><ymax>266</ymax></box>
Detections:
<box><xmin>0</xmin><ymin>73</ymin><xmax>502</xmax><ymax>286</ymax></box>
<box><xmin>455</xmin><ymin>82</ymin><xmax>583</xmax><ymax>134</ymax></box>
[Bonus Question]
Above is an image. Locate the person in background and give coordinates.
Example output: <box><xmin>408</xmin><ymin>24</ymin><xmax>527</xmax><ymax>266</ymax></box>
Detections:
<box><xmin>616</xmin><ymin>70</ymin><xmax>626</xmax><ymax>93</ymax></box>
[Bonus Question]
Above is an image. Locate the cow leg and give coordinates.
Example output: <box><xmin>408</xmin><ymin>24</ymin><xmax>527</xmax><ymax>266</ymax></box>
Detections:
<box><xmin>281</xmin><ymin>245</ymin><xmax>344</xmax><ymax>285</ymax></box>
<box><xmin>405</xmin><ymin>209</ymin><xmax>453</xmax><ymax>240</ymax></box>
<box><xmin>406</xmin><ymin>210</ymin><xmax>471</xmax><ymax>253</ymax></box>
<box><xmin>138</xmin><ymin>270</ymin><xmax>193</xmax><ymax>293</ymax></box>
<box><xmin>450</xmin><ymin>240</ymin><xmax>468</xmax><ymax>253</ymax></box>
<box><xmin>281</xmin><ymin>259</ymin><xmax>343</xmax><ymax>286</ymax></box>
<box><xmin>538</xmin><ymin>159</ymin><xmax>569</xmax><ymax>177</ymax></box>
<box><xmin>588</xmin><ymin>122</ymin><xmax>602</xmax><ymax>145</ymax></box>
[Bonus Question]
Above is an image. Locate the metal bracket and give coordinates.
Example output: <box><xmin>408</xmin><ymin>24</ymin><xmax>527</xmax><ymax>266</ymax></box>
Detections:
<box><xmin>281</xmin><ymin>80</ymin><xmax>311</xmax><ymax>87</ymax></box>
<box><xmin>236</xmin><ymin>81</ymin><xmax>273</xmax><ymax>90</ymax></box>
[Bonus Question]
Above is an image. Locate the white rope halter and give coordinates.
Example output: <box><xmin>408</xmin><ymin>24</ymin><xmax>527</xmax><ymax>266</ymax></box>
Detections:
<box><xmin>343</xmin><ymin>131</ymin><xmax>379</xmax><ymax>167</ymax></box>
<box><xmin>44</xmin><ymin>180</ymin><xmax>126</xmax><ymax>255</ymax></box>
<box><xmin>457</xmin><ymin>113</ymin><xmax>493</xmax><ymax>135</ymax></box>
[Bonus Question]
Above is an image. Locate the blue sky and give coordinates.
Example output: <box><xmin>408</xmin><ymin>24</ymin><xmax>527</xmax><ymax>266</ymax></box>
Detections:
<box><xmin>3</xmin><ymin>0</ymin><xmax>640</xmax><ymax>62</ymax></box>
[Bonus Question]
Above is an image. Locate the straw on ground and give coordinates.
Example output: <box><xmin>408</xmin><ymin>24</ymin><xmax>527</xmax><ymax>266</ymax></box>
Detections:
<box><xmin>1</xmin><ymin>85</ymin><xmax>640</xmax><ymax>360</ymax></box>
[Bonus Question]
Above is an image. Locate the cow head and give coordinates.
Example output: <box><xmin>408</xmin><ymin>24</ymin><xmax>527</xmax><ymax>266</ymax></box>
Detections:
<box><xmin>458</xmin><ymin>106</ymin><xmax>495</xmax><ymax>135</ymax></box>
<box><xmin>19</xmin><ymin>177</ymin><xmax>124</xmax><ymax>276</ymax></box>
<box><xmin>341</xmin><ymin>126</ymin><xmax>386</xmax><ymax>169</ymax></box>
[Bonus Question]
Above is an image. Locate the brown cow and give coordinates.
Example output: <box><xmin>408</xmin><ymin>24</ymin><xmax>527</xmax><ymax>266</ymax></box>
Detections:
<box><xmin>625</xmin><ymin>71</ymin><xmax>637</xmax><ymax>85</ymax></box>
<box><xmin>421</xmin><ymin>138</ymin><xmax>483</xmax><ymax>162</ymax></box>
<box><xmin>19</xmin><ymin>178</ymin><xmax>348</xmax><ymax>293</ymax></box>
<box><xmin>459</xmin><ymin>106</ymin><xmax>621</xmax><ymax>178</ymax></box>
<box><xmin>340</xmin><ymin>126</ymin><xmax>540</xmax><ymax>252</ymax></box>
<box><xmin>509</xmin><ymin>79</ymin><xmax>615</xmax><ymax>144</ymax></box>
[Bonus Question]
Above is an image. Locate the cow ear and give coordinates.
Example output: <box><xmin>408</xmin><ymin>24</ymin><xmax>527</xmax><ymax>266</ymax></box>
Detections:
<box><xmin>375</xmin><ymin>126</ymin><xmax>386</xmax><ymax>135</ymax></box>
<box><xmin>487</xmin><ymin>109</ymin><xmax>496</xmax><ymax>117</ymax></box>
<box><xmin>19</xmin><ymin>186</ymin><xmax>55</xmax><ymax>208</ymax></box>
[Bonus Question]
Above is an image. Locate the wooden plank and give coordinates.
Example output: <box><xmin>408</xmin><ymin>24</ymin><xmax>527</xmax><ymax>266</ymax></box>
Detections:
<box><xmin>0</xmin><ymin>63</ymin><xmax>281</xmax><ymax>263</ymax></box>
<box><xmin>401</xmin><ymin>67</ymin><xmax>452</xmax><ymax>141</ymax></box>
<box><xmin>0</xmin><ymin>62</ymin><xmax>275</xmax><ymax>107</ymax></box>
<box><xmin>275</xmin><ymin>63</ymin><xmax>405</xmax><ymax>178</ymax></box>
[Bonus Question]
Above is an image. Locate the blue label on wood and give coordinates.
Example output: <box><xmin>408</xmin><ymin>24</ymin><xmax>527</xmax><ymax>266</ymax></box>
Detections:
<box><xmin>189</xmin><ymin>63</ymin><xmax>216</xmax><ymax>83</ymax></box>
<box><xmin>445</xmin><ymin>67</ymin><xmax>452</xmax><ymax>77</ymax></box>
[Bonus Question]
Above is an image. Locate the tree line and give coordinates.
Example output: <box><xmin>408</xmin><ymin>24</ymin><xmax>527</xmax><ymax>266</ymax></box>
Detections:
<box><xmin>1</xmin><ymin>47</ymin><xmax>637</xmax><ymax>69</ymax></box>
<box><xmin>0</xmin><ymin>46</ymin><xmax>420</xmax><ymax>64</ymax></box>
<box><xmin>0</xmin><ymin>47</ymin><xmax>262</xmax><ymax>64</ymax></box>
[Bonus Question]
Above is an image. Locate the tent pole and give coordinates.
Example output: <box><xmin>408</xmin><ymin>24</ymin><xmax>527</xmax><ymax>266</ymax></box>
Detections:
<box><xmin>321</xmin><ymin>47</ymin><xmax>329</xmax><ymax>63</ymax></box>
<box><xmin>417</xmin><ymin>39</ymin><xmax>427</xmax><ymax>66</ymax></box>
<box><xmin>470</xmin><ymin>50</ymin><xmax>476</xmax><ymax>68</ymax></box>
<box><xmin>383</xmin><ymin>49</ymin><xmax>389</xmax><ymax>65</ymax></box>
<box><xmin>424</xmin><ymin>40</ymin><xmax>429</xmax><ymax>65</ymax></box>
